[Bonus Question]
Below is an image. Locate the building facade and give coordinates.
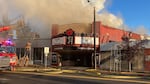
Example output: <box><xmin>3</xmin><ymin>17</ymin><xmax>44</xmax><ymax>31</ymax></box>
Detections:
<box><xmin>143</xmin><ymin>41</ymin><xmax>150</xmax><ymax>71</ymax></box>
<box><xmin>14</xmin><ymin>38</ymin><xmax>51</xmax><ymax>65</ymax></box>
<box><xmin>51</xmin><ymin>22</ymin><xmax>141</xmax><ymax>67</ymax></box>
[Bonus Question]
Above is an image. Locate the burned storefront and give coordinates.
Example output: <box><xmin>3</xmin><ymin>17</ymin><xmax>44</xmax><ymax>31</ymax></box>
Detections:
<box><xmin>51</xmin><ymin>22</ymin><xmax>142</xmax><ymax>68</ymax></box>
<box><xmin>51</xmin><ymin>29</ymin><xmax>99</xmax><ymax>67</ymax></box>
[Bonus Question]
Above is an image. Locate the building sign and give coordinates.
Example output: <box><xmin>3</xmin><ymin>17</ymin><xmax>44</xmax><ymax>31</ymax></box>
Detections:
<box><xmin>52</xmin><ymin>36</ymin><xmax>66</xmax><ymax>45</ymax></box>
<box><xmin>65</xmin><ymin>29</ymin><xmax>74</xmax><ymax>45</ymax></box>
<box><xmin>66</xmin><ymin>36</ymin><xmax>74</xmax><ymax>45</ymax></box>
<box><xmin>44</xmin><ymin>47</ymin><xmax>49</xmax><ymax>54</ymax></box>
<box><xmin>74</xmin><ymin>36</ymin><xmax>81</xmax><ymax>44</ymax></box>
<box><xmin>75</xmin><ymin>36</ymin><xmax>99</xmax><ymax>45</ymax></box>
<box><xmin>82</xmin><ymin>37</ymin><xmax>93</xmax><ymax>44</ymax></box>
<box><xmin>52</xmin><ymin>29</ymin><xmax>99</xmax><ymax>46</ymax></box>
<box><xmin>65</xmin><ymin>29</ymin><xmax>74</xmax><ymax>36</ymax></box>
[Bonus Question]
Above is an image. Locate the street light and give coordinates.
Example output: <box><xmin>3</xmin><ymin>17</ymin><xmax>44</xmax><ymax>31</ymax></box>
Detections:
<box><xmin>93</xmin><ymin>6</ymin><xmax>97</xmax><ymax>70</ymax></box>
<box><xmin>84</xmin><ymin>0</ymin><xmax>97</xmax><ymax>69</ymax></box>
<box><xmin>82</xmin><ymin>0</ymin><xmax>100</xmax><ymax>70</ymax></box>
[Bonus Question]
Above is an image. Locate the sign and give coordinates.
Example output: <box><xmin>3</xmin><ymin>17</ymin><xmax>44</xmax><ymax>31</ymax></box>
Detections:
<box><xmin>66</xmin><ymin>36</ymin><xmax>74</xmax><ymax>45</ymax></box>
<box><xmin>65</xmin><ymin>29</ymin><xmax>74</xmax><ymax>45</ymax></box>
<box><xmin>75</xmin><ymin>36</ymin><xmax>81</xmax><ymax>44</ymax></box>
<box><xmin>82</xmin><ymin>37</ymin><xmax>92</xmax><ymax>44</ymax></box>
<box><xmin>75</xmin><ymin>36</ymin><xmax>99</xmax><ymax>45</ymax></box>
<box><xmin>44</xmin><ymin>47</ymin><xmax>49</xmax><ymax>54</ymax></box>
<box><xmin>52</xmin><ymin>37</ymin><xmax>66</xmax><ymax>45</ymax></box>
<box><xmin>65</xmin><ymin>29</ymin><xmax>74</xmax><ymax>36</ymax></box>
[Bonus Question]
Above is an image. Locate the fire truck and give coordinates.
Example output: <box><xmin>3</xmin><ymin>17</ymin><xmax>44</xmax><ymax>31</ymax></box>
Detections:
<box><xmin>0</xmin><ymin>39</ymin><xmax>17</xmax><ymax>71</ymax></box>
<box><xmin>0</xmin><ymin>27</ymin><xmax>17</xmax><ymax>71</ymax></box>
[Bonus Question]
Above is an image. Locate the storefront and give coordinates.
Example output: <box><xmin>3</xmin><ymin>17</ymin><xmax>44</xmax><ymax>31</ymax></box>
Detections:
<box><xmin>15</xmin><ymin>39</ymin><xmax>50</xmax><ymax>65</ymax></box>
<box><xmin>51</xmin><ymin>29</ymin><xmax>99</xmax><ymax>67</ymax></box>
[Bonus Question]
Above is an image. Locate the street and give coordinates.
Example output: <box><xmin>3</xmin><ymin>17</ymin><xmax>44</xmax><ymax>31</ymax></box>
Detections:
<box><xmin>0</xmin><ymin>72</ymin><xmax>149</xmax><ymax>84</ymax></box>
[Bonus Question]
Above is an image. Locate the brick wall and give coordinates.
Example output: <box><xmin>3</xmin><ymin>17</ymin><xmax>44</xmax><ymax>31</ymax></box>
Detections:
<box><xmin>144</xmin><ymin>49</ymin><xmax>150</xmax><ymax>71</ymax></box>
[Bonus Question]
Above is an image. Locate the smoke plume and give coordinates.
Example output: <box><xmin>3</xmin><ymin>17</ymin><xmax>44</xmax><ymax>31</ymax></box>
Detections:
<box><xmin>98</xmin><ymin>11</ymin><xmax>123</xmax><ymax>28</ymax></box>
<box><xmin>134</xmin><ymin>26</ymin><xmax>148</xmax><ymax>35</ymax></box>
<box><xmin>0</xmin><ymin>0</ymin><xmax>125</xmax><ymax>37</ymax></box>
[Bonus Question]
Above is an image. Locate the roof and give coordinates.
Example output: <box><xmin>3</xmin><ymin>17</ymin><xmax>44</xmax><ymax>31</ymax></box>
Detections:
<box><xmin>100</xmin><ymin>40</ymin><xmax>150</xmax><ymax>52</ymax></box>
<box><xmin>100</xmin><ymin>42</ymin><xmax>122</xmax><ymax>51</ymax></box>
<box><xmin>142</xmin><ymin>40</ymin><xmax>150</xmax><ymax>48</ymax></box>
<box><xmin>14</xmin><ymin>38</ymin><xmax>50</xmax><ymax>48</ymax></box>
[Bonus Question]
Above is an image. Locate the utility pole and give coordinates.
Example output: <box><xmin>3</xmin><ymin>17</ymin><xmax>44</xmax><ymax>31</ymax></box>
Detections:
<box><xmin>84</xmin><ymin>0</ymin><xmax>98</xmax><ymax>70</ymax></box>
<box><xmin>93</xmin><ymin>6</ymin><xmax>97</xmax><ymax>70</ymax></box>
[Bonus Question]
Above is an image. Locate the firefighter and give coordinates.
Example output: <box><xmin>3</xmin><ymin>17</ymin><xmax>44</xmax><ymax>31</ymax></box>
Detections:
<box><xmin>10</xmin><ymin>56</ymin><xmax>18</xmax><ymax>71</ymax></box>
<box><xmin>58</xmin><ymin>55</ymin><xmax>62</xmax><ymax>70</ymax></box>
<box><xmin>24</xmin><ymin>56</ymin><xmax>29</xmax><ymax>67</ymax></box>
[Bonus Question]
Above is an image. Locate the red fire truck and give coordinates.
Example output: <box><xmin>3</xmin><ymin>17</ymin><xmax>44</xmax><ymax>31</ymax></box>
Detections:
<box><xmin>0</xmin><ymin>26</ymin><xmax>17</xmax><ymax>71</ymax></box>
<box><xmin>0</xmin><ymin>40</ymin><xmax>17</xmax><ymax>71</ymax></box>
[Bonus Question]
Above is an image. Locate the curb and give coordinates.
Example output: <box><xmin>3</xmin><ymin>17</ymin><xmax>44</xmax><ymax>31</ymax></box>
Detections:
<box><xmin>12</xmin><ymin>67</ymin><xmax>150</xmax><ymax>79</ymax></box>
<box><xmin>12</xmin><ymin>68</ymin><xmax>102</xmax><ymax>77</ymax></box>
<box><xmin>78</xmin><ymin>71</ymin><xmax>101</xmax><ymax>77</ymax></box>
<box><xmin>101</xmin><ymin>72</ymin><xmax>150</xmax><ymax>77</ymax></box>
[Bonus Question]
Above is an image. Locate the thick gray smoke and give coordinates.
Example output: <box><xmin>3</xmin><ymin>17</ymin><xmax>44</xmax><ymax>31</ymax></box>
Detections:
<box><xmin>0</xmin><ymin>0</ymin><xmax>126</xmax><ymax>38</ymax></box>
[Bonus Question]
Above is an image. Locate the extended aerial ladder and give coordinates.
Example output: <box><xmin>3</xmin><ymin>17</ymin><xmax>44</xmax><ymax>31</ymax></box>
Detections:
<box><xmin>0</xmin><ymin>16</ymin><xmax>30</xmax><ymax>67</ymax></box>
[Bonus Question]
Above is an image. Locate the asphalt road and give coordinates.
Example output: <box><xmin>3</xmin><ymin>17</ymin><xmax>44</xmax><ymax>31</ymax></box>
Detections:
<box><xmin>0</xmin><ymin>72</ymin><xmax>149</xmax><ymax>84</ymax></box>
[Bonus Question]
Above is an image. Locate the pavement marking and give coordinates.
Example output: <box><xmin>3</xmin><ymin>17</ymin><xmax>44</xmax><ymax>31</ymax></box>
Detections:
<box><xmin>0</xmin><ymin>78</ymin><xmax>9</xmax><ymax>84</ymax></box>
<box><xmin>0</xmin><ymin>78</ymin><xmax>9</xmax><ymax>81</ymax></box>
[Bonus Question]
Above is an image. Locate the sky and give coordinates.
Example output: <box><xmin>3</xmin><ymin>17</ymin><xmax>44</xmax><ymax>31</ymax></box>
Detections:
<box><xmin>107</xmin><ymin>0</ymin><xmax>150</xmax><ymax>34</ymax></box>
<box><xmin>0</xmin><ymin>0</ymin><xmax>150</xmax><ymax>37</ymax></box>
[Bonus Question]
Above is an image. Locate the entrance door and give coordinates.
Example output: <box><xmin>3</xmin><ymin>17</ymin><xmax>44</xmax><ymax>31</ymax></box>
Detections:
<box><xmin>33</xmin><ymin>48</ymin><xmax>44</xmax><ymax>65</ymax></box>
<box><xmin>60</xmin><ymin>50</ymin><xmax>92</xmax><ymax>67</ymax></box>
